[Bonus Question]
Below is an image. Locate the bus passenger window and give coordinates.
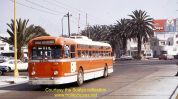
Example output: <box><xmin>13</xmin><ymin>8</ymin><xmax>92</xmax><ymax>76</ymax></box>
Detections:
<box><xmin>89</xmin><ymin>51</ymin><xmax>92</xmax><ymax>57</ymax></box>
<box><xmin>70</xmin><ymin>45</ymin><xmax>75</xmax><ymax>58</ymax></box>
<box><xmin>81</xmin><ymin>51</ymin><xmax>85</xmax><ymax>57</ymax></box>
<box><xmin>78</xmin><ymin>50</ymin><xmax>81</xmax><ymax>58</ymax></box>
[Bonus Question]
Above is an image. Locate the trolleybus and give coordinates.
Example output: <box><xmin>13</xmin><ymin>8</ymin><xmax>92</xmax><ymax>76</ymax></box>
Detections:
<box><xmin>28</xmin><ymin>36</ymin><xmax>113</xmax><ymax>85</ymax></box>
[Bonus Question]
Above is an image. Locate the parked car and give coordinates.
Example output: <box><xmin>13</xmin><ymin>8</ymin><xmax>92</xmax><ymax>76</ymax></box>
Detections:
<box><xmin>0</xmin><ymin>59</ymin><xmax>28</xmax><ymax>71</ymax></box>
<box><xmin>0</xmin><ymin>56</ymin><xmax>9</xmax><ymax>63</ymax></box>
<box><xmin>120</xmin><ymin>55</ymin><xmax>133</xmax><ymax>60</ymax></box>
<box><xmin>159</xmin><ymin>54</ymin><xmax>174</xmax><ymax>60</ymax></box>
<box><xmin>0</xmin><ymin>66</ymin><xmax>9</xmax><ymax>75</ymax></box>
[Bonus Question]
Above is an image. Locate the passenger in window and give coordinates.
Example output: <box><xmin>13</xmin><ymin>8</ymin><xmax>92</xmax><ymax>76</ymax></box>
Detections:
<box><xmin>64</xmin><ymin>45</ymin><xmax>69</xmax><ymax>57</ymax></box>
<box><xmin>81</xmin><ymin>52</ymin><xmax>85</xmax><ymax>58</ymax></box>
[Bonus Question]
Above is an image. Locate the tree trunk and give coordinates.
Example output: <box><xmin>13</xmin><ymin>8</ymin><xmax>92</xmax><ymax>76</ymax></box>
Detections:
<box><xmin>123</xmin><ymin>37</ymin><xmax>127</xmax><ymax>55</ymax></box>
<box><xmin>17</xmin><ymin>47</ymin><xmax>24</xmax><ymax>61</ymax></box>
<box><xmin>137</xmin><ymin>35</ymin><xmax>142</xmax><ymax>59</ymax></box>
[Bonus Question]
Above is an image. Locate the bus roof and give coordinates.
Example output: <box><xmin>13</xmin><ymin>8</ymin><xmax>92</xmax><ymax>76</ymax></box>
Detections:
<box><xmin>71</xmin><ymin>38</ymin><xmax>111</xmax><ymax>47</ymax></box>
<box><xmin>29</xmin><ymin>36</ymin><xmax>111</xmax><ymax>47</ymax></box>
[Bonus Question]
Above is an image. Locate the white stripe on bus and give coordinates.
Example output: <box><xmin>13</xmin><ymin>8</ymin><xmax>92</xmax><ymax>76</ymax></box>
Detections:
<box><xmin>29</xmin><ymin>57</ymin><xmax>113</xmax><ymax>63</ymax></box>
<box><xmin>64</xmin><ymin>66</ymin><xmax>113</xmax><ymax>76</ymax></box>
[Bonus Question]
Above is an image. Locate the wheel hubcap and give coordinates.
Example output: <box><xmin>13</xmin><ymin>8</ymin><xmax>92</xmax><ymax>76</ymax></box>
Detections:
<box><xmin>78</xmin><ymin>72</ymin><xmax>83</xmax><ymax>84</ymax></box>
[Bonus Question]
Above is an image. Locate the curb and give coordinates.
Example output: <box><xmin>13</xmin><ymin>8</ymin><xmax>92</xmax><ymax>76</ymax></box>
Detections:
<box><xmin>0</xmin><ymin>76</ymin><xmax>29</xmax><ymax>88</ymax></box>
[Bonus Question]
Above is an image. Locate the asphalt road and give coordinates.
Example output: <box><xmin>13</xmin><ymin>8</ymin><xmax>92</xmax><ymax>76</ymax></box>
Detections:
<box><xmin>0</xmin><ymin>59</ymin><xmax>177</xmax><ymax>99</ymax></box>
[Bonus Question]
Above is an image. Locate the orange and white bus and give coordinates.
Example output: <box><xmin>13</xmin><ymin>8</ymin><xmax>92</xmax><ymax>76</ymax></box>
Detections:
<box><xmin>28</xmin><ymin>36</ymin><xmax>113</xmax><ymax>85</ymax></box>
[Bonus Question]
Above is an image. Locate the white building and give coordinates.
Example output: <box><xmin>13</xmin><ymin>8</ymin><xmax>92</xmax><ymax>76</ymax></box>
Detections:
<box><xmin>150</xmin><ymin>19</ymin><xmax>178</xmax><ymax>58</ymax></box>
<box><xmin>0</xmin><ymin>39</ymin><xmax>14</xmax><ymax>54</ymax></box>
<box><xmin>0</xmin><ymin>38</ymin><xmax>28</xmax><ymax>57</ymax></box>
<box><xmin>127</xmin><ymin>19</ymin><xmax>178</xmax><ymax>58</ymax></box>
<box><xmin>127</xmin><ymin>39</ymin><xmax>152</xmax><ymax>58</ymax></box>
<box><xmin>151</xmin><ymin>32</ymin><xmax>178</xmax><ymax>57</ymax></box>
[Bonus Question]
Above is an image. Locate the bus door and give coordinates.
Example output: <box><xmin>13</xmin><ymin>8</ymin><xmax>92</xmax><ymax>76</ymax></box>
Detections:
<box><xmin>69</xmin><ymin>45</ymin><xmax>77</xmax><ymax>73</ymax></box>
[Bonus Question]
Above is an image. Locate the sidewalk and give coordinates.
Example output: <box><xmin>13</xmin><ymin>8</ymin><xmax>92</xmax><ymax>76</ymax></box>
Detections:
<box><xmin>100</xmin><ymin>68</ymin><xmax>178</xmax><ymax>99</ymax></box>
<box><xmin>0</xmin><ymin>76</ymin><xmax>28</xmax><ymax>87</ymax></box>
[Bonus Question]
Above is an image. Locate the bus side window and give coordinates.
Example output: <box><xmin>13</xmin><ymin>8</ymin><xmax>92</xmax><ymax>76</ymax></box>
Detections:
<box><xmin>81</xmin><ymin>51</ymin><xmax>85</xmax><ymax>57</ymax></box>
<box><xmin>70</xmin><ymin>45</ymin><xmax>75</xmax><ymax>58</ymax></box>
<box><xmin>89</xmin><ymin>51</ymin><xmax>92</xmax><ymax>57</ymax></box>
<box><xmin>78</xmin><ymin>50</ymin><xmax>81</xmax><ymax>58</ymax></box>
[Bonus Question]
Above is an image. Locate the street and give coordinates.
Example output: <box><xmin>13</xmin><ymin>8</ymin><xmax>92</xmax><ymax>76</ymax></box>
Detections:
<box><xmin>0</xmin><ymin>59</ymin><xmax>178</xmax><ymax>99</ymax></box>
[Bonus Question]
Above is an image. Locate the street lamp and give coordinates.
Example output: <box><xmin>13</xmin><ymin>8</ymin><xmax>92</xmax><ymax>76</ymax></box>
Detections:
<box><xmin>61</xmin><ymin>12</ymin><xmax>72</xmax><ymax>37</ymax></box>
<box><xmin>61</xmin><ymin>15</ymin><xmax>67</xmax><ymax>37</ymax></box>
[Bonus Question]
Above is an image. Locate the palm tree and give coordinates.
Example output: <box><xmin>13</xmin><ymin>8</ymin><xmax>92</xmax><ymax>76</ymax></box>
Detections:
<box><xmin>0</xmin><ymin>18</ymin><xmax>49</xmax><ymax>60</ymax></box>
<box><xmin>129</xmin><ymin>10</ymin><xmax>154</xmax><ymax>59</ymax></box>
<box><xmin>80</xmin><ymin>25</ymin><xmax>110</xmax><ymax>41</ymax></box>
<box><xmin>113</xmin><ymin>19</ymin><xmax>131</xmax><ymax>55</ymax></box>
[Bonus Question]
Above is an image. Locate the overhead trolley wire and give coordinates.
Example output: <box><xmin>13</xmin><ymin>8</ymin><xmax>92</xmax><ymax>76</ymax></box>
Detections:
<box><xmin>9</xmin><ymin>0</ymin><xmax>59</xmax><ymax>15</ymax></box>
<box><xmin>24</xmin><ymin>0</ymin><xmax>66</xmax><ymax>15</ymax></box>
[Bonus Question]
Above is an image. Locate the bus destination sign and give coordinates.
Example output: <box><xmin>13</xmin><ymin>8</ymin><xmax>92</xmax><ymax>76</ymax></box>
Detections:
<box><xmin>34</xmin><ymin>40</ymin><xmax>55</xmax><ymax>45</ymax></box>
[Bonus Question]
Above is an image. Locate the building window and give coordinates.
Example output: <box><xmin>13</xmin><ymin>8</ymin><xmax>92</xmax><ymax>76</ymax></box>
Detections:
<box><xmin>168</xmin><ymin>42</ymin><xmax>171</xmax><ymax>46</ymax></box>
<box><xmin>0</xmin><ymin>47</ymin><xmax>4</xmax><ymax>50</ymax></box>
<box><xmin>9</xmin><ymin>47</ymin><xmax>13</xmax><ymax>50</ymax></box>
<box><xmin>176</xmin><ymin>34</ymin><xmax>178</xmax><ymax>38</ymax></box>
<box><xmin>160</xmin><ymin>41</ymin><xmax>165</xmax><ymax>45</ymax></box>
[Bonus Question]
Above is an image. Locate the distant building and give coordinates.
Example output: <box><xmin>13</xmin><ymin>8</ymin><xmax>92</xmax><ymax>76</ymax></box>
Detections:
<box><xmin>127</xmin><ymin>39</ymin><xmax>152</xmax><ymax>58</ymax></box>
<box><xmin>0</xmin><ymin>38</ymin><xmax>27</xmax><ymax>57</ymax></box>
<box><xmin>0</xmin><ymin>38</ymin><xmax>14</xmax><ymax>54</ymax></box>
<box><xmin>127</xmin><ymin>18</ymin><xmax>178</xmax><ymax>58</ymax></box>
<box><xmin>151</xmin><ymin>19</ymin><xmax>178</xmax><ymax>58</ymax></box>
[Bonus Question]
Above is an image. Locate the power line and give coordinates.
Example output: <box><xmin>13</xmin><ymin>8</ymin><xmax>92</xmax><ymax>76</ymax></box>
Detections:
<box><xmin>9</xmin><ymin>0</ymin><xmax>59</xmax><ymax>15</ymax></box>
<box><xmin>24</xmin><ymin>0</ymin><xmax>65</xmax><ymax>15</ymax></box>
<box><xmin>42</xmin><ymin>0</ymin><xmax>86</xmax><ymax>26</ymax></box>
<box><xmin>53</xmin><ymin>0</ymin><xmax>85</xmax><ymax>14</ymax></box>
<box><xmin>8</xmin><ymin>0</ymin><xmax>86</xmax><ymax>34</ymax></box>
<box><xmin>24</xmin><ymin>0</ymin><xmax>86</xmax><ymax>26</ymax></box>
<box><xmin>43</xmin><ymin>0</ymin><xmax>79</xmax><ymax>14</ymax></box>
<box><xmin>52</xmin><ymin>0</ymin><xmax>103</xmax><ymax>23</ymax></box>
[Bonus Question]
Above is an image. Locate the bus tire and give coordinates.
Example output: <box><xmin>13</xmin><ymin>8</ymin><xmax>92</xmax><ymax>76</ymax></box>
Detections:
<box><xmin>77</xmin><ymin>68</ymin><xmax>84</xmax><ymax>86</ymax></box>
<box><xmin>103</xmin><ymin>66</ymin><xmax>108</xmax><ymax>77</ymax></box>
<box><xmin>0</xmin><ymin>70</ymin><xmax>2</xmax><ymax>75</ymax></box>
<box><xmin>40</xmin><ymin>85</ymin><xmax>48</xmax><ymax>88</ymax></box>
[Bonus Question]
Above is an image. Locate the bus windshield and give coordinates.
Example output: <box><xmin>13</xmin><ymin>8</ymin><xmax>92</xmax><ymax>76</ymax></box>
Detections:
<box><xmin>31</xmin><ymin>46</ymin><xmax>62</xmax><ymax>60</ymax></box>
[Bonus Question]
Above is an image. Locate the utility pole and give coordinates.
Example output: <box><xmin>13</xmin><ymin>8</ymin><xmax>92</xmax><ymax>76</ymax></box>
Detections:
<box><xmin>61</xmin><ymin>17</ymin><xmax>64</xmax><ymax>36</ymax></box>
<box><xmin>66</xmin><ymin>12</ymin><xmax>72</xmax><ymax>37</ymax></box>
<box><xmin>86</xmin><ymin>13</ymin><xmax>90</xmax><ymax>38</ymax></box>
<box><xmin>78</xmin><ymin>13</ymin><xmax>80</xmax><ymax>34</ymax></box>
<box><xmin>14</xmin><ymin>0</ymin><xmax>19</xmax><ymax>78</ymax></box>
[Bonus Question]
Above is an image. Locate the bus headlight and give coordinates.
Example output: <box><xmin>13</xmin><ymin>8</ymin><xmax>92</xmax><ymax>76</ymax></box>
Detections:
<box><xmin>54</xmin><ymin>70</ymin><xmax>58</xmax><ymax>76</ymax></box>
<box><xmin>31</xmin><ymin>71</ymin><xmax>36</xmax><ymax>76</ymax></box>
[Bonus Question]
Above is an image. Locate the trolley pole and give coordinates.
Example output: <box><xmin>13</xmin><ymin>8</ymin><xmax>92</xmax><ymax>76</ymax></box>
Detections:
<box><xmin>66</xmin><ymin>12</ymin><xmax>72</xmax><ymax>37</ymax></box>
<box><xmin>14</xmin><ymin>0</ymin><xmax>19</xmax><ymax>78</ymax></box>
<box><xmin>61</xmin><ymin>17</ymin><xmax>64</xmax><ymax>36</ymax></box>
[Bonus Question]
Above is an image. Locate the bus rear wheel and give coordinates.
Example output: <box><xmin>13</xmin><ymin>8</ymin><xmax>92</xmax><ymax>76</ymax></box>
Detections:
<box><xmin>103</xmin><ymin>67</ymin><xmax>108</xmax><ymax>77</ymax></box>
<box><xmin>77</xmin><ymin>68</ymin><xmax>84</xmax><ymax>86</ymax></box>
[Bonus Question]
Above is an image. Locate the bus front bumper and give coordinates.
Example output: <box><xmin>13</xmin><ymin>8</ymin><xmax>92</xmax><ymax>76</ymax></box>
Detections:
<box><xmin>29</xmin><ymin>75</ymin><xmax>77</xmax><ymax>85</ymax></box>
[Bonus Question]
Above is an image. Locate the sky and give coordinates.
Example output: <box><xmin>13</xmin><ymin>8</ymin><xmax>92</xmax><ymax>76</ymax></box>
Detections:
<box><xmin>0</xmin><ymin>0</ymin><xmax>177</xmax><ymax>37</ymax></box>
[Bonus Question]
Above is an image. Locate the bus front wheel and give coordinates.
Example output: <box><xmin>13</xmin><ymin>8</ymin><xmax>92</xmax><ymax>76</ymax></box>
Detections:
<box><xmin>77</xmin><ymin>68</ymin><xmax>84</xmax><ymax>86</ymax></box>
